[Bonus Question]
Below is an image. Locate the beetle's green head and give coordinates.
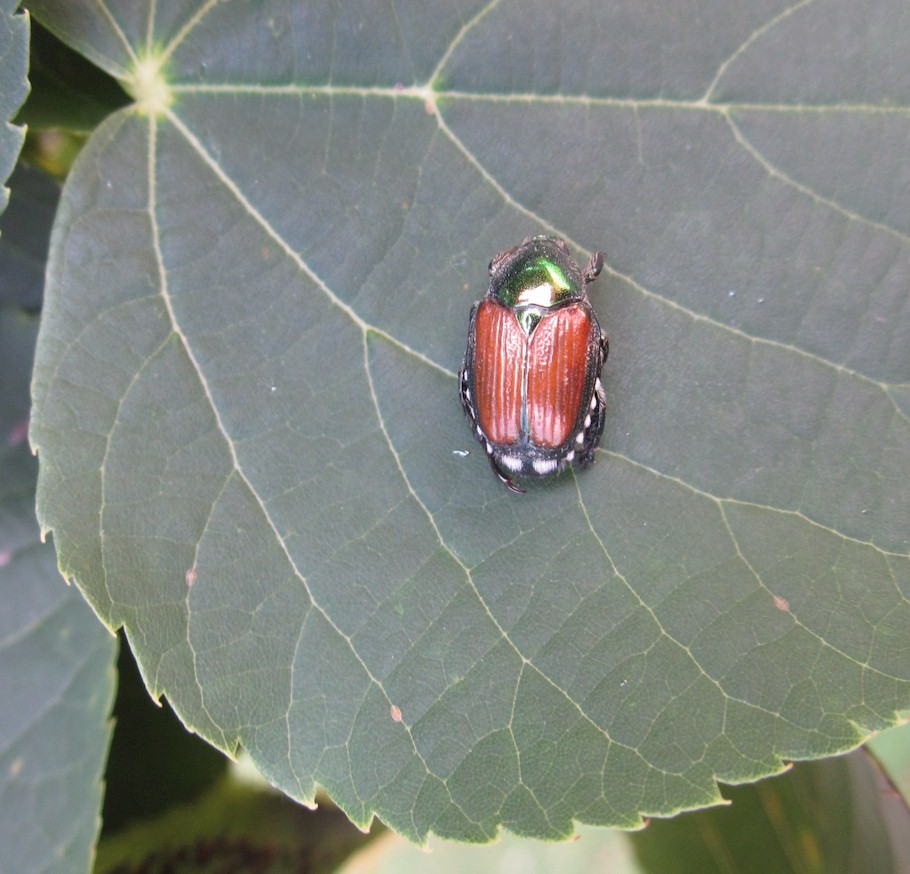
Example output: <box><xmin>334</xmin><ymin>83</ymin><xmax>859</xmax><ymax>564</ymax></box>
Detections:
<box><xmin>489</xmin><ymin>236</ymin><xmax>585</xmax><ymax>309</ymax></box>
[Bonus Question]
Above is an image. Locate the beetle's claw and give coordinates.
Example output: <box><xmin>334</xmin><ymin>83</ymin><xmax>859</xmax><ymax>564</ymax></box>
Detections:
<box><xmin>489</xmin><ymin>455</ymin><xmax>526</xmax><ymax>494</ymax></box>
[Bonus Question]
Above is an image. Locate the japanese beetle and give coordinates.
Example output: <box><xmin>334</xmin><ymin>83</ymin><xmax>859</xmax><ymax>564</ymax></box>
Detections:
<box><xmin>459</xmin><ymin>235</ymin><xmax>608</xmax><ymax>493</ymax></box>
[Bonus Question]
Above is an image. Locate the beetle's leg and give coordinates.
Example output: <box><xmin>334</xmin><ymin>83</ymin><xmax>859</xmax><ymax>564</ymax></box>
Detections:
<box><xmin>577</xmin><ymin>377</ymin><xmax>607</xmax><ymax>469</ymax></box>
<box><xmin>578</xmin><ymin>334</ymin><xmax>609</xmax><ymax>466</ymax></box>
<box><xmin>584</xmin><ymin>251</ymin><xmax>605</xmax><ymax>283</ymax></box>
<box><xmin>460</xmin><ymin>302</ymin><xmax>481</xmax><ymax>420</ymax></box>
<box><xmin>459</xmin><ymin>365</ymin><xmax>471</xmax><ymax>418</ymax></box>
<box><xmin>488</xmin><ymin>453</ymin><xmax>526</xmax><ymax>494</ymax></box>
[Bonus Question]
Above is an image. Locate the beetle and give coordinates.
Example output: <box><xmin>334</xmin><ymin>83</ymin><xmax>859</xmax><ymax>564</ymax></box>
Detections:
<box><xmin>459</xmin><ymin>235</ymin><xmax>608</xmax><ymax>493</ymax></box>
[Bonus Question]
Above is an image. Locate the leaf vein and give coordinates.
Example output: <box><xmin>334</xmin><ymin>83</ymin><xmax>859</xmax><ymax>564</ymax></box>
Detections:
<box><xmin>159</xmin><ymin>0</ymin><xmax>223</xmax><ymax>66</ymax></box>
<box><xmin>596</xmin><ymin>450</ymin><xmax>910</xmax><ymax>682</ymax></box>
<box><xmin>724</xmin><ymin>111</ymin><xmax>910</xmax><ymax>246</ymax></box>
<box><xmin>572</xmin><ymin>472</ymin><xmax>826</xmax><ymax>738</ymax></box>
<box><xmin>429</xmin><ymin>92</ymin><xmax>906</xmax><ymax>412</ymax></box>
<box><xmin>93</xmin><ymin>0</ymin><xmax>139</xmax><ymax>71</ymax></box>
<box><xmin>146</xmin><ymin>112</ymin><xmax>469</xmax><ymax>816</ymax></box>
<box><xmin>701</xmin><ymin>0</ymin><xmax>816</xmax><ymax>104</ymax></box>
<box><xmin>429</xmin><ymin>0</ymin><xmax>504</xmax><ymax>87</ymax></box>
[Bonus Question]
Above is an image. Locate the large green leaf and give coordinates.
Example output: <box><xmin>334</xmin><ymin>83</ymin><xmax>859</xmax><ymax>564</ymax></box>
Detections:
<box><xmin>28</xmin><ymin>0</ymin><xmax>910</xmax><ymax>842</ymax></box>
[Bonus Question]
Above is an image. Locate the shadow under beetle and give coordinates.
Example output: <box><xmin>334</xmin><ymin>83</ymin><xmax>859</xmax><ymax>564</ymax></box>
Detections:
<box><xmin>459</xmin><ymin>235</ymin><xmax>609</xmax><ymax>493</ymax></box>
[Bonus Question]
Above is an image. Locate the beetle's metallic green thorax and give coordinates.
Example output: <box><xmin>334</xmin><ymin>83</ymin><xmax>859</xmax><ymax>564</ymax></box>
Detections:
<box><xmin>489</xmin><ymin>237</ymin><xmax>585</xmax><ymax>309</ymax></box>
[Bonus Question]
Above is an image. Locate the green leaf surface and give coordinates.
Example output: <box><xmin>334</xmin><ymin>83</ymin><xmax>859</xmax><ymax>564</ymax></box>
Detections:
<box><xmin>29</xmin><ymin>0</ymin><xmax>910</xmax><ymax>842</ymax></box>
<box><xmin>0</xmin><ymin>0</ymin><xmax>28</xmax><ymax>220</ymax></box>
<box><xmin>631</xmin><ymin>751</ymin><xmax>907</xmax><ymax>874</ymax></box>
<box><xmin>1</xmin><ymin>310</ymin><xmax>117</xmax><ymax>874</ymax></box>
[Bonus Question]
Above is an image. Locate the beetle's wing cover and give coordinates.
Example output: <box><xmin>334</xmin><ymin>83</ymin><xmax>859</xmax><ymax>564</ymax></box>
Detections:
<box><xmin>472</xmin><ymin>300</ymin><xmax>526</xmax><ymax>445</ymax></box>
<box><xmin>527</xmin><ymin>306</ymin><xmax>597</xmax><ymax>448</ymax></box>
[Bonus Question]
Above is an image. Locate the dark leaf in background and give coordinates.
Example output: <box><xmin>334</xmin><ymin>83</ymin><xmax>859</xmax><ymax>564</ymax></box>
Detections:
<box><xmin>0</xmin><ymin>309</ymin><xmax>117</xmax><ymax>873</ymax></box>
<box><xmin>0</xmin><ymin>161</ymin><xmax>59</xmax><ymax>309</ymax></box>
<box><xmin>101</xmin><ymin>633</ymin><xmax>228</xmax><ymax>835</ymax></box>
<box><xmin>0</xmin><ymin>0</ymin><xmax>28</xmax><ymax>218</ymax></box>
<box><xmin>631</xmin><ymin>749</ymin><xmax>910</xmax><ymax>874</ymax></box>
<box><xmin>13</xmin><ymin>18</ymin><xmax>130</xmax><ymax>134</ymax></box>
<box><xmin>96</xmin><ymin>774</ymin><xmax>380</xmax><ymax>874</ymax></box>
<box><xmin>866</xmin><ymin>721</ymin><xmax>910</xmax><ymax>869</ymax></box>
<box><xmin>1</xmin><ymin>13</ymin><xmax>116</xmax><ymax>860</ymax></box>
